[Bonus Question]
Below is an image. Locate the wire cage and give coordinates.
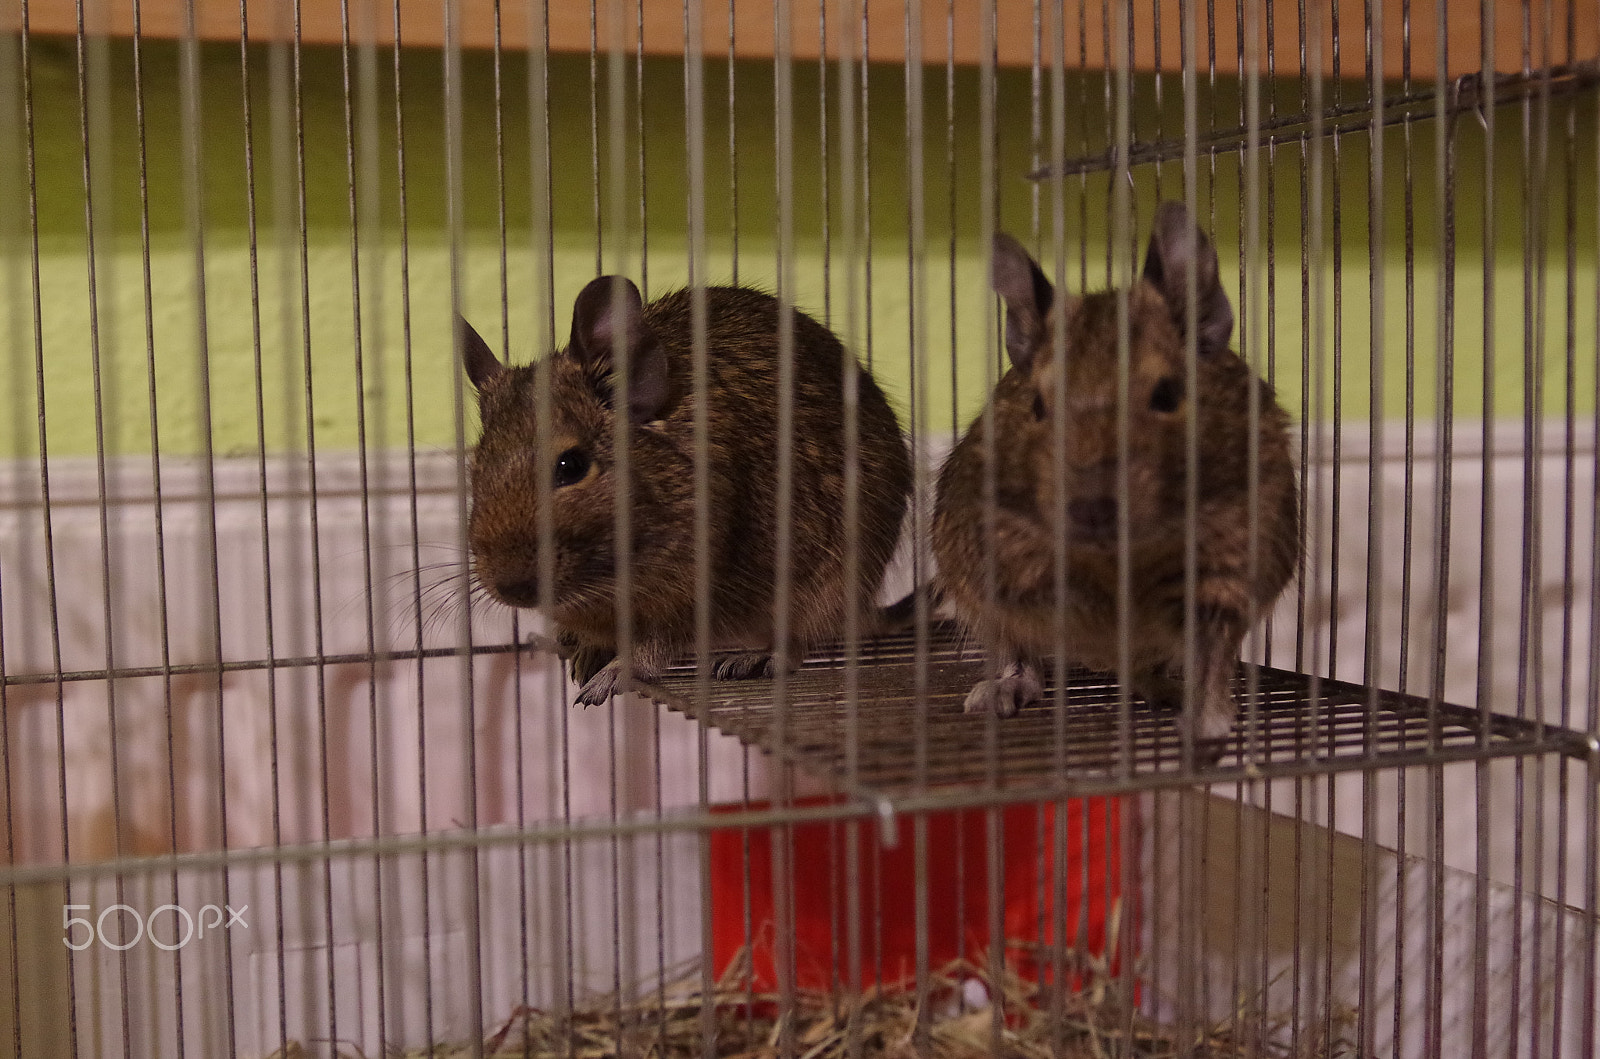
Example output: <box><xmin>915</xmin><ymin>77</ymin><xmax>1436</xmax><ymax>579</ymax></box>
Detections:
<box><xmin>0</xmin><ymin>0</ymin><xmax>1596</xmax><ymax>1056</ymax></box>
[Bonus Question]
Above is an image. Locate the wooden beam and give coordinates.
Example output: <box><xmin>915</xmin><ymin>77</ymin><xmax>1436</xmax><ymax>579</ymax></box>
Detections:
<box><xmin>10</xmin><ymin>0</ymin><xmax>1595</xmax><ymax>80</ymax></box>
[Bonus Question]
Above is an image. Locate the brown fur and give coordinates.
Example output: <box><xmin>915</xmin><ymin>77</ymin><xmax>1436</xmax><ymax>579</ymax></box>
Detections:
<box><xmin>932</xmin><ymin>204</ymin><xmax>1301</xmax><ymax>740</ymax></box>
<box><xmin>465</xmin><ymin>281</ymin><xmax>912</xmax><ymax>704</ymax></box>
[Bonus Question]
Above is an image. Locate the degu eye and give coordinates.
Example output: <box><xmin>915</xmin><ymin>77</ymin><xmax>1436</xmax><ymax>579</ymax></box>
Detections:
<box><xmin>553</xmin><ymin>447</ymin><xmax>592</xmax><ymax>488</ymax></box>
<box><xmin>1148</xmin><ymin>376</ymin><xmax>1183</xmax><ymax>414</ymax></box>
<box><xmin>1031</xmin><ymin>392</ymin><xmax>1047</xmax><ymax>421</ymax></box>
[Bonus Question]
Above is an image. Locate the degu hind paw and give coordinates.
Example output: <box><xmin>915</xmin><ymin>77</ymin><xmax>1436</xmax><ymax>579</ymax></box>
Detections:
<box><xmin>962</xmin><ymin>664</ymin><xmax>1045</xmax><ymax>719</ymax></box>
<box><xmin>711</xmin><ymin>651</ymin><xmax>776</xmax><ymax>681</ymax></box>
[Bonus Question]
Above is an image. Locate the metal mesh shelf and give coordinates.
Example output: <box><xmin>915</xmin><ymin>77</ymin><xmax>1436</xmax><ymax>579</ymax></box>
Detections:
<box><xmin>640</xmin><ymin>622</ymin><xmax>1594</xmax><ymax>800</ymax></box>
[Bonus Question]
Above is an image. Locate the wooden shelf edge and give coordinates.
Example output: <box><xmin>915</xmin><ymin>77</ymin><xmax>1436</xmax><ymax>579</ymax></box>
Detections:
<box><xmin>9</xmin><ymin>0</ymin><xmax>1596</xmax><ymax>80</ymax></box>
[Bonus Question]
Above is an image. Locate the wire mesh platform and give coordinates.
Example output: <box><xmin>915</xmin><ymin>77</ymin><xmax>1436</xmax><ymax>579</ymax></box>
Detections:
<box><xmin>640</xmin><ymin>622</ymin><xmax>1595</xmax><ymax>800</ymax></box>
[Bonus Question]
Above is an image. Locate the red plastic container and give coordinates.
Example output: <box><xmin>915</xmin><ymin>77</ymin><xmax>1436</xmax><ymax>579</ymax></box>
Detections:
<box><xmin>709</xmin><ymin>796</ymin><xmax>1129</xmax><ymax>994</ymax></box>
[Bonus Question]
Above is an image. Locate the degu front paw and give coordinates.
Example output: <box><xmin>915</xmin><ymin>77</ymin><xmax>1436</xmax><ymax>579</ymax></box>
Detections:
<box><xmin>962</xmin><ymin>663</ymin><xmax>1044</xmax><ymax>718</ymax></box>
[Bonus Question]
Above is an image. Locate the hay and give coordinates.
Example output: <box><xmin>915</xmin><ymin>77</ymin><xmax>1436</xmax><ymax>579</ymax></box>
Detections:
<box><xmin>265</xmin><ymin>944</ymin><xmax>1356</xmax><ymax>1059</ymax></box>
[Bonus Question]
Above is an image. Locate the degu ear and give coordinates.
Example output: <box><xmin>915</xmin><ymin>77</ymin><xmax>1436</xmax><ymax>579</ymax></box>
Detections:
<box><xmin>990</xmin><ymin>232</ymin><xmax>1055</xmax><ymax>373</ymax></box>
<box><xmin>1142</xmin><ymin>201</ymin><xmax>1234</xmax><ymax>356</ymax></box>
<box><xmin>992</xmin><ymin>235</ymin><xmax>1068</xmax><ymax>375</ymax></box>
<box><xmin>458</xmin><ymin>314</ymin><xmax>505</xmax><ymax>391</ymax></box>
<box><xmin>568</xmin><ymin>275</ymin><xmax>670</xmax><ymax>423</ymax></box>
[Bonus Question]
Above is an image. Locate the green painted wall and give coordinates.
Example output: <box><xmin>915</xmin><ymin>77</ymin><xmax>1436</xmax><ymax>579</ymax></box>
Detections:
<box><xmin>1</xmin><ymin>37</ymin><xmax>1594</xmax><ymax>459</ymax></box>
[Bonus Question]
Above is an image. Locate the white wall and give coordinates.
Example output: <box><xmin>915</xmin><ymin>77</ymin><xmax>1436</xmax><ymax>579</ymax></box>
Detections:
<box><xmin>0</xmin><ymin>420</ymin><xmax>1593</xmax><ymax>1055</ymax></box>
<box><xmin>1255</xmin><ymin>419</ymin><xmax>1596</xmax><ymax>905</ymax></box>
